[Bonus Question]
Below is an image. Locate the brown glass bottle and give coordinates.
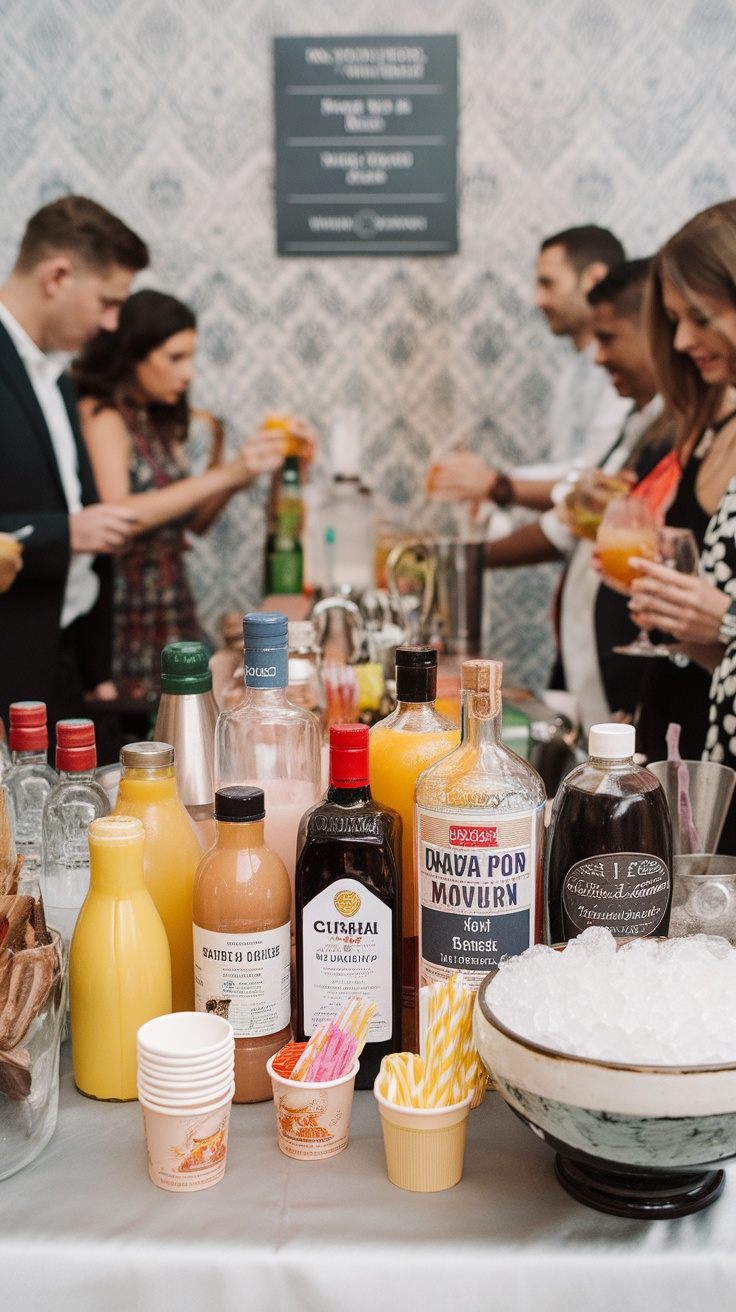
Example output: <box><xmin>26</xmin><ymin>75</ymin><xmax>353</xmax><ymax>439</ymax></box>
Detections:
<box><xmin>295</xmin><ymin>724</ymin><xmax>402</xmax><ymax>1089</ymax></box>
<box><xmin>544</xmin><ymin>724</ymin><xmax>672</xmax><ymax>944</ymax></box>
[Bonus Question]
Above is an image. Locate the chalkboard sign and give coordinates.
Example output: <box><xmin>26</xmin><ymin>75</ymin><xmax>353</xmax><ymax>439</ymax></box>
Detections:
<box><xmin>274</xmin><ymin>35</ymin><xmax>458</xmax><ymax>256</ymax></box>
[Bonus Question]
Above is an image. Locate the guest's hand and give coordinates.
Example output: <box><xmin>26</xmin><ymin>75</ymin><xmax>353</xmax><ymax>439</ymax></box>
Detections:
<box><xmin>70</xmin><ymin>504</ymin><xmax>139</xmax><ymax>553</ymax></box>
<box><xmin>628</xmin><ymin>558</ymin><xmax>731</xmax><ymax>644</ymax></box>
<box><xmin>0</xmin><ymin>538</ymin><xmax>22</xmax><ymax>592</ymax></box>
<box><xmin>426</xmin><ymin>449</ymin><xmax>497</xmax><ymax>502</ymax></box>
<box><xmin>234</xmin><ymin>428</ymin><xmax>291</xmax><ymax>482</ymax></box>
<box><xmin>84</xmin><ymin>681</ymin><xmax>118</xmax><ymax>701</ymax></box>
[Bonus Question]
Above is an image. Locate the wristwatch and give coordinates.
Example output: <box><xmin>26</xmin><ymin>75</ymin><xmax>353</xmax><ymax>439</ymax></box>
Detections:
<box><xmin>490</xmin><ymin>473</ymin><xmax>514</xmax><ymax>507</ymax></box>
<box><xmin>718</xmin><ymin>597</ymin><xmax>736</xmax><ymax>645</ymax></box>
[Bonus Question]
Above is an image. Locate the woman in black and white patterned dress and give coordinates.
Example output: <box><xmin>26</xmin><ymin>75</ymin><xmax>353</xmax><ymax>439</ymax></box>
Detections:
<box><xmin>625</xmin><ymin>203</ymin><xmax>736</xmax><ymax>848</ymax></box>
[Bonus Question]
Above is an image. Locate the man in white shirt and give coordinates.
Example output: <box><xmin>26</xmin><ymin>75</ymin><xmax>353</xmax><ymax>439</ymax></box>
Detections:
<box><xmin>430</xmin><ymin>225</ymin><xmax>630</xmax><ymax>505</ymax></box>
<box><xmin>481</xmin><ymin>259</ymin><xmax>673</xmax><ymax>731</ymax></box>
<box><xmin>0</xmin><ymin>196</ymin><xmax>148</xmax><ymax>732</ymax></box>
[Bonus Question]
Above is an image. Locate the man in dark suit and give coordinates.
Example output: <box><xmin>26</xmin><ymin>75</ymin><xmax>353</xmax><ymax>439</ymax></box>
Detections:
<box><xmin>0</xmin><ymin>196</ymin><xmax>149</xmax><ymax>734</ymax></box>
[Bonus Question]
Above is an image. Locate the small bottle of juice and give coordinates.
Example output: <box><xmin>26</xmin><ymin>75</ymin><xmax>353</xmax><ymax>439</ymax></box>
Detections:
<box><xmin>369</xmin><ymin>647</ymin><xmax>458</xmax><ymax>1050</ymax></box>
<box><xmin>113</xmin><ymin>741</ymin><xmax>202</xmax><ymax>1011</ymax></box>
<box><xmin>193</xmin><ymin>786</ymin><xmax>291</xmax><ymax>1104</ymax></box>
<box><xmin>70</xmin><ymin>815</ymin><xmax>171</xmax><ymax>1100</ymax></box>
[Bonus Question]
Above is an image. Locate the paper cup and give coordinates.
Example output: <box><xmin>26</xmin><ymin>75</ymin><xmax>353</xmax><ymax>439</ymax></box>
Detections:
<box><xmin>373</xmin><ymin>1086</ymin><xmax>472</xmax><ymax>1192</ymax></box>
<box><xmin>137</xmin><ymin>1053</ymin><xmax>234</xmax><ymax>1083</ymax></box>
<box><xmin>139</xmin><ymin>1084</ymin><xmax>234</xmax><ymax>1192</ymax></box>
<box><xmin>137</xmin><ymin>1011</ymin><xmax>234</xmax><ymax>1060</ymax></box>
<box><xmin>137</xmin><ymin>1075</ymin><xmax>233</xmax><ymax>1106</ymax></box>
<box><xmin>266</xmin><ymin>1056</ymin><xmax>359</xmax><ymax>1160</ymax></box>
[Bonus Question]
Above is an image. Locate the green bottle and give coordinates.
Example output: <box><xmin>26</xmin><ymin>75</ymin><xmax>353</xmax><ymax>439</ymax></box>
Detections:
<box><xmin>267</xmin><ymin>456</ymin><xmax>304</xmax><ymax>594</ymax></box>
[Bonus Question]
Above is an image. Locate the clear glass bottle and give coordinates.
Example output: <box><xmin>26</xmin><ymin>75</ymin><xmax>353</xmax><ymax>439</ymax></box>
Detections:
<box><xmin>42</xmin><ymin>718</ymin><xmax>110</xmax><ymax>947</ymax></box>
<box><xmin>0</xmin><ymin>783</ymin><xmax>17</xmax><ymax>892</ymax></box>
<box><xmin>415</xmin><ymin>660</ymin><xmax>546</xmax><ymax>1041</ymax></box>
<box><xmin>193</xmin><ymin>786</ymin><xmax>291</xmax><ymax>1104</ymax></box>
<box><xmin>113</xmin><ymin>741</ymin><xmax>203</xmax><ymax>1012</ymax></box>
<box><xmin>266</xmin><ymin>455</ymin><xmax>304</xmax><ymax>594</ymax></box>
<box><xmin>4</xmin><ymin>702</ymin><xmax>57</xmax><ymax>895</ymax></box>
<box><xmin>0</xmin><ymin>716</ymin><xmax>11</xmax><ymax>783</ymax></box>
<box><xmin>215</xmin><ymin>612</ymin><xmax>321</xmax><ymax>928</ymax></box>
<box><xmin>544</xmin><ymin>723</ymin><xmax>672</xmax><ymax>944</ymax></box>
<box><xmin>369</xmin><ymin>646</ymin><xmax>459</xmax><ymax>1051</ymax></box>
<box><xmin>296</xmin><ymin>724</ymin><xmax>402</xmax><ymax>1089</ymax></box>
<box><xmin>154</xmin><ymin>641</ymin><xmax>218</xmax><ymax>851</ymax></box>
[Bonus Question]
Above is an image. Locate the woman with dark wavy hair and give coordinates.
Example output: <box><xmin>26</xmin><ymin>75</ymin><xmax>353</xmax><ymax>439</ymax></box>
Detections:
<box><xmin>74</xmin><ymin>289</ymin><xmax>292</xmax><ymax>700</ymax></box>
<box><xmin>624</xmin><ymin>202</ymin><xmax>736</xmax><ymax>829</ymax></box>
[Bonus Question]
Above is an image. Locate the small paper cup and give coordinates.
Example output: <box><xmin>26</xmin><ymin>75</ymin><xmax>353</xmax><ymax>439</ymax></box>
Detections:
<box><xmin>137</xmin><ymin>1012</ymin><xmax>234</xmax><ymax>1060</ymax></box>
<box><xmin>137</xmin><ymin>1075</ymin><xmax>233</xmax><ymax>1106</ymax></box>
<box><xmin>139</xmin><ymin>1083</ymin><xmax>235</xmax><ymax>1192</ymax></box>
<box><xmin>137</xmin><ymin>1053</ymin><xmax>234</xmax><ymax>1083</ymax></box>
<box><xmin>373</xmin><ymin>1086</ymin><xmax>473</xmax><ymax>1192</ymax></box>
<box><xmin>266</xmin><ymin>1056</ymin><xmax>359</xmax><ymax>1161</ymax></box>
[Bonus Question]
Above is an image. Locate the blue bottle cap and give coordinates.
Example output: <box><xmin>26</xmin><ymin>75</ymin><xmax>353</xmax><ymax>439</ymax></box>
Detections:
<box><xmin>242</xmin><ymin>611</ymin><xmax>289</xmax><ymax>651</ymax></box>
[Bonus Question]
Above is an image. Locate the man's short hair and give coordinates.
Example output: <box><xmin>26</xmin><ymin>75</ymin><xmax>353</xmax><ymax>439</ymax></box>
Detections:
<box><xmin>15</xmin><ymin>196</ymin><xmax>149</xmax><ymax>274</ymax></box>
<box><xmin>587</xmin><ymin>257</ymin><xmax>652</xmax><ymax>319</ymax></box>
<box><xmin>540</xmin><ymin>225</ymin><xmax>625</xmax><ymax>275</ymax></box>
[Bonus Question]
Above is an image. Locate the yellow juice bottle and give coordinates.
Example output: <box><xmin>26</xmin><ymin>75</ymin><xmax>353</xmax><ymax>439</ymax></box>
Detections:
<box><xmin>113</xmin><ymin>742</ymin><xmax>203</xmax><ymax>1011</ymax></box>
<box><xmin>70</xmin><ymin>816</ymin><xmax>171</xmax><ymax>1100</ymax></box>
<box><xmin>369</xmin><ymin>647</ymin><xmax>458</xmax><ymax>1051</ymax></box>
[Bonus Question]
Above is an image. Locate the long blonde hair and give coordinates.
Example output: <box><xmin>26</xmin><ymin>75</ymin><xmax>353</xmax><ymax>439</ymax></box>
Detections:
<box><xmin>648</xmin><ymin>200</ymin><xmax>736</xmax><ymax>447</ymax></box>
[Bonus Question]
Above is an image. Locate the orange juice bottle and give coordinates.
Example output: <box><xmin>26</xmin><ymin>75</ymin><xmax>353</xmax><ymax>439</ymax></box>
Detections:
<box><xmin>369</xmin><ymin>647</ymin><xmax>458</xmax><ymax>1051</ymax></box>
<box><xmin>113</xmin><ymin>742</ymin><xmax>203</xmax><ymax>1011</ymax></box>
<box><xmin>70</xmin><ymin>816</ymin><xmax>171</xmax><ymax>1100</ymax></box>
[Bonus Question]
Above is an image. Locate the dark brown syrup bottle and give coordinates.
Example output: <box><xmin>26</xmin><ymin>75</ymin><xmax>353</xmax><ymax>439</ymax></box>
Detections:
<box><xmin>295</xmin><ymin>724</ymin><xmax>402</xmax><ymax>1089</ymax></box>
<box><xmin>544</xmin><ymin>723</ymin><xmax>672</xmax><ymax>944</ymax></box>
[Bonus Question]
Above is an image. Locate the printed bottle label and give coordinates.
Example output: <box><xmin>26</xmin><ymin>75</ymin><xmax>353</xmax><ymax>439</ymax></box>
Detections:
<box><xmin>193</xmin><ymin>922</ymin><xmax>290</xmax><ymax>1038</ymax></box>
<box><xmin>301</xmin><ymin>879</ymin><xmax>393</xmax><ymax>1040</ymax></box>
<box><xmin>418</xmin><ymin>804</ymin><xmax>544</xmax><ymax>987</ymax></box>
<box><xmin>244</xmin><ymin>646</ymin><xmax>288</xmax><ymax>689</ymax></box>
<box><xmin>561</xmin><ymin>851</ymin><xmax>670</xmax><ymax>937</ymax></box>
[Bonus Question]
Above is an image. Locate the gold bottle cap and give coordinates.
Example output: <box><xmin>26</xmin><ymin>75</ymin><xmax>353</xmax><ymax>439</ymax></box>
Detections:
<box><xmin>461</xmin><ymin>660</ymin><xmax>503</xmax><ymax>694</ymax></box>
<box><xmin>120</xmin><ymin>741</ymin><xmax>174</xmax><ymax>769</ymax></box>
<box><xmin>88</xmin><ymin>815</ymin><xmax>145</xmax><ymax>845</ymax></box>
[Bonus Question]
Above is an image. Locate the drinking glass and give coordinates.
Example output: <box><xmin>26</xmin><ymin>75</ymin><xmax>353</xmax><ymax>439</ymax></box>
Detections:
<box><xmin>597</xmin><ymin>499</ymin><xmax>661</xmax><ymax>656</ymax></box>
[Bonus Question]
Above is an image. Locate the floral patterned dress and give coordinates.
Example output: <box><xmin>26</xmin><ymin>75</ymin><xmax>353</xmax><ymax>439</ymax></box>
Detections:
<box><xmin>113</xmin><ymin>403</ymin><xmax>204</xmax><ymax>700</ymax></box>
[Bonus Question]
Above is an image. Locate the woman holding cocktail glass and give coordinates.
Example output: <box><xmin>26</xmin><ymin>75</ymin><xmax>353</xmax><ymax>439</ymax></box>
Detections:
<box><xmin>602</xmin><ymin>202</ymin><xmax>736</xmax><ymax>805</ymax></box>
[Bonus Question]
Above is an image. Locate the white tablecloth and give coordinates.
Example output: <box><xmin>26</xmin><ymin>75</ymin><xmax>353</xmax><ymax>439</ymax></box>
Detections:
<box><xmin>3</xmin><ymin>1046</ymin><xmax>736</xmax><ymax>1312</ymax></box>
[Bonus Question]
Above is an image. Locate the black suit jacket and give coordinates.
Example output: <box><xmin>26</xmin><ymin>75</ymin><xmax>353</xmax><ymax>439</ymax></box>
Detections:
<box><xmin>0</xmin><ymin>320</ymin><xmax>112</xmax><ymax>726</ymax></box>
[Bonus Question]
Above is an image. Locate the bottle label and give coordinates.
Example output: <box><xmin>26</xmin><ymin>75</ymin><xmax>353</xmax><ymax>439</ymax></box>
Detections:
<box><xmin>301</xmin><ymin>878</ymin><xmax>393</xmax><ymax>1040</ymax></box>
<box><xmin>561</xmin><ymin>852</ymin><xmax>670</xmax><ymax>937</ymax></box>
<box><xmin>244</xmin><ymin>646</ymin><xmax>289</xmax><ymax>689</ymax></box>
<box><xmin>418</xmin><ymin>804</ymin><xmax>543</xmax><ymax>987</ymax></box>
<box><xmin>193</xmin><ymin>923</ymin><xmax>290</xmax><ymax>1038</ymax></box>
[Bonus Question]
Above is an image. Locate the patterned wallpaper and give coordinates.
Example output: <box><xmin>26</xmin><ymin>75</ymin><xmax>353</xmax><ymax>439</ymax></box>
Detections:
<box><xmin>2</xmin><ymin>0</ymin><xmax>736</xmax><ymax>688</ymax></box>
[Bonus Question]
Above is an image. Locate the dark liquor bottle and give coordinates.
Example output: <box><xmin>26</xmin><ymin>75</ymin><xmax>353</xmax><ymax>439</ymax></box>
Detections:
<box><xmin>544</xmin><ymin>723</ymin><xmax>672</xmax><ymax>944</ymax></box>
<box><xmin>266</xmin><ymin>455</ymin><xmax>303</xmax><ymax>595</ymax></box>
<box><xmin>295</xmin><ymin>724</ymin><xmax>402</xmax><ymax>1089</ymax></box>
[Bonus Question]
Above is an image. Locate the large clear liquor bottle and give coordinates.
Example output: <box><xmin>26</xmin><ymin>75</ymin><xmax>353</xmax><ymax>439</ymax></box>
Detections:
<box><xmin>296</xmin><ymin>724</ymin><xmax>402</xmax><ymax>1089</ymax></box>
<box><xmin>415</xmin><ymin>660</ymin><xmax>545</xmax><ymax>1033</ymax></box>
<box><xmin>4</xmin><ymin>701</ymin><xmax>57</xmax><ymax>894</ymax></box>
<box><xmin>42</xmin><ymin>718</ymin><xmax>110</xmax><ymax>945</ymax></box>
<box><xmin>215</xmin><ymin>611</ymin><xmax>321</xmax><ymax>924</ymax></box>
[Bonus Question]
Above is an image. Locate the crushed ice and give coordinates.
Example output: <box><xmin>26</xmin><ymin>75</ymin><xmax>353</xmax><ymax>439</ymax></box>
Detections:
<box><xmin>487</xmin><ymin>928</ymin><xmax>736</xmax><ymax>1065</ymax></box>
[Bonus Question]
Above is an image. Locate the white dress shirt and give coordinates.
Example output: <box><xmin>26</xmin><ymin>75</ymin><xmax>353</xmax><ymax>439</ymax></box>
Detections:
<box><xmin>0</xmin><ymin>301</ymin><xmax>99</xmax><ymax>628</ymax></box>
<box><xmin>558</xmin><ymin>395</ymin><xmax>664</xmax><ymax>732</ymax></box>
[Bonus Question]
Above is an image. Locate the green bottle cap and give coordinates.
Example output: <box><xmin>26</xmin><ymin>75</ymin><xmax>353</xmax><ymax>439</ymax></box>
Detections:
<box><xmin>160</xmin><ymin>641</ymin><xmax>213</xmax><ymax>695</ymax></box>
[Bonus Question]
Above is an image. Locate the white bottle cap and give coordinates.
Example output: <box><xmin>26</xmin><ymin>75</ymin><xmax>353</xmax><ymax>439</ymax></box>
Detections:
<box><xmin>588</xmin><ymin>723</ymin><xmax>636</xmax><ymax>759</ymax></box>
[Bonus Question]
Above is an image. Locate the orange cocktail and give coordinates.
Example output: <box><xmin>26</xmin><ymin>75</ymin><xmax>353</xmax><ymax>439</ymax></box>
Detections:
<box><xmin>596</xmin><ymin>499</ymin><xmax>658</xmax><ymax>591</ymax></box>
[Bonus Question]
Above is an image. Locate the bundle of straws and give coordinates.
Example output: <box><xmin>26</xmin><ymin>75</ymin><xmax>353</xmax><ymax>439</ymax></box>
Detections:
<box><xmin>376</xmin><ymin>974</ymin><xmax>487</xmax><ymax>1109</ymax></box>
<box><xmin>272</xmin><ymin>998</ymin><xmax>376</xmax><ymax>1083</ymax></box>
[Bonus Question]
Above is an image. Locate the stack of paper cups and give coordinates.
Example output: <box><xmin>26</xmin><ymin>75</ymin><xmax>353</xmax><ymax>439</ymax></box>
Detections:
<box><xmin>137</xmin><ymin>1012</ymin><xmax>235</xmax><ymax>1192</ymax></box>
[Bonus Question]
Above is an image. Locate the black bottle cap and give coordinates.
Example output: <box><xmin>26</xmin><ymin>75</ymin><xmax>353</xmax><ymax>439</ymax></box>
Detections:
<box><xmin>395</xmin><ymin>645</ymin><xmax>438</xmax><ymax>703</ymax></box>
<box><xmin>215</xmin><ymin>786</ymin><xmax>265</xmax><ymax>822</ymax></box>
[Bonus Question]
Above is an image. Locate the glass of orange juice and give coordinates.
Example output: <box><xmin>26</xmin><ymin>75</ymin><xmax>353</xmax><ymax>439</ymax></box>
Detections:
<box><xmin>596</xmin><ymin>498</ymin><xmax>662</xmax><ymax>656</ymax></box>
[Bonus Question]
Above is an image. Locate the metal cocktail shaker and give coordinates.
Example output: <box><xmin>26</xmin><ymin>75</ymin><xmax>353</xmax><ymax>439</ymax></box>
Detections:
<box><xmin>154</xmin><ymin>642</ymin><xmax>218</xmax><ymax>850</ymax></box>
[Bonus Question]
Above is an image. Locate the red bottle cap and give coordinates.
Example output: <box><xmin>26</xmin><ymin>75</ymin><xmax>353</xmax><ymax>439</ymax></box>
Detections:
<box><xmin>55</xmin><ymin>718</ymin><xmax>97</xmax><ymax>772</ymax></box>
<box><xmin>9</xmin><ymin>701</ymin><xmax>48</xmax><ymax>753</ymax></box>
<box><xmin>329</xmin><ymin>724</ymin><xmax>370</xmax><ymax>788</ymax></box>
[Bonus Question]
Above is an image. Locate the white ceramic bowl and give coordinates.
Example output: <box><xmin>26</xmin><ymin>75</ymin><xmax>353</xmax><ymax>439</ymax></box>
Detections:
<box><xmin>474</xmin><ymin>971</ymin><xmax>736</xmax><ymax>1218</ymax></box>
